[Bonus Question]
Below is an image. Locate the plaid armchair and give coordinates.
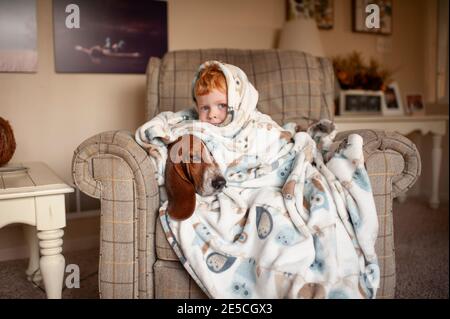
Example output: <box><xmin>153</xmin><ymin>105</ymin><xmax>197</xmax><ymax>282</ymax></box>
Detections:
<box><xmin>72</xmin><ymin>49</ymin><xmax>421</xmax><ymax>299</ymax></box>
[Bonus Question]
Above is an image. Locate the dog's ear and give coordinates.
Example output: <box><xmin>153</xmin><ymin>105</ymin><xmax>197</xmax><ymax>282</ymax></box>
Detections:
<box><xmin>165</xmin><ymin>158</ymin><xmax>196</xmax><ymax>221</ymax></box>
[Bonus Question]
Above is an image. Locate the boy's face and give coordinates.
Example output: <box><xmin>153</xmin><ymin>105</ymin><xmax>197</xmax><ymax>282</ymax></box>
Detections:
<box><xmin>196</xmin><ymin>89</ymin><xmax>228</xmax><ymax>125</ymax></box>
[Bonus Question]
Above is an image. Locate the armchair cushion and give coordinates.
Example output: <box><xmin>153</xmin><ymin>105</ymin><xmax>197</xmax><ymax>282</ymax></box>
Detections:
<box><xmin>156</xmin><ymin>217</ymin><xmax>178</xmax><ymax>261</ymax></box>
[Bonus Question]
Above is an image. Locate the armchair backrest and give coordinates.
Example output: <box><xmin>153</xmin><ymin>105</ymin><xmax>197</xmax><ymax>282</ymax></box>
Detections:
<box><xmin>145</xmin><ymin>49</ymin><xmax>335</xmax><ymax>128</ymax></box>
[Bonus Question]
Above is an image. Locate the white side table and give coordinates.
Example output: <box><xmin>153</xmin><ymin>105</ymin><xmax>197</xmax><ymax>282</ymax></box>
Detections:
<box><xmin>335</xmin><ymin>115</ymin><xmax>449</xmax><ymax>209</ymax></box>
<box><xmin>0</xmin><ymin>162</ymin><xmax>74</xmax><ymax>299</ymax></box>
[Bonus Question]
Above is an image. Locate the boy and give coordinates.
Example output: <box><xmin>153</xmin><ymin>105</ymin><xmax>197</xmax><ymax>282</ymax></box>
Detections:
<box><xmin>193</xmin><ymin>64</ymin><xmax>229</xmax><ymax>126</ymax></box>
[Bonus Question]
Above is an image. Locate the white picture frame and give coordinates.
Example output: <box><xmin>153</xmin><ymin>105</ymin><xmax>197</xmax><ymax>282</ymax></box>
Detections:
<box><xmin>383</xmin><ymin>82</ymin><xmax>405</xmax><ymax>116</ymax></box>
<box><xmin>339</xmin><ymin>90</ymin><xmax>385</xmax><ymax>116</ymax></box>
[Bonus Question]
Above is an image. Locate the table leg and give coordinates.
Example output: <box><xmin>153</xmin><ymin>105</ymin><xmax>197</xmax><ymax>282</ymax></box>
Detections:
<box><xmin>430</xmin><ymin>134</ymin><xmax>443</xmax><ymax>209</ymax></box>
<box><xmin>23</xmin><ymin>225</ymin><xmax>42</xmax><ymax>283</ymax></box>
<box><xmin>38</xmin><ymin>229</ymin><xmax>65</xmax><ymax>299</ymax></box>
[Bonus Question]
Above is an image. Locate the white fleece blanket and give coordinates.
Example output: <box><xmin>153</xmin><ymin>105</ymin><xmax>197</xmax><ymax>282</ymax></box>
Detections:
<box><xmin>135</xmin><ymin>61</ymin><xmax>380</xmax><ymax>299</ymax></box>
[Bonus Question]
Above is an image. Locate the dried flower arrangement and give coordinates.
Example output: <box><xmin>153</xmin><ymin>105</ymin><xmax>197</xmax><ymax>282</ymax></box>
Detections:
<box><xmin>332</xmin><ymin>51</ymin><xmax>392</xmax><ymax>91</ymax></box>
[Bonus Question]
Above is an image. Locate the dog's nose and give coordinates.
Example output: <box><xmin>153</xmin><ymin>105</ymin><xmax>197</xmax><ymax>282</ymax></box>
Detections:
<box><xmin>212</xmin><ymin>177</ymin><xmax>226</xmax><ymax>190</ymax></box>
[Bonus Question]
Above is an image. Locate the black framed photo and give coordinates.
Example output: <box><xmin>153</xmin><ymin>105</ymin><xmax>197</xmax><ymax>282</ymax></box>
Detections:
<box><xmin>0</xmin><ymin>0</ymin><xmax>38</xmax><ymax>73</ymax></box>
<box><xmin>353</xmin><ymin>0</ymin><xmax>392</xmax><ymax>35</ymax></box>
<box><xmin>53</xmin><ymin>0</ymin><xmax>168</xmax><ymax>73</ymax></box>
<box><xmin>339</xmin><ymin>90</ymin><xmax>385</xmax><ymax>115</ymax></box>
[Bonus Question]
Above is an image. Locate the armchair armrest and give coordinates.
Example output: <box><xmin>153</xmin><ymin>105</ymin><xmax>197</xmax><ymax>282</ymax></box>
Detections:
<box><xmin>335</xmin><ymin>129</ymin><xmax>421</xmax><ymax>198</ymax></box>
<box><xmin>72</xmin><ymin>130</ymin><xmax>159</xmax><ymax>298</ymax></box>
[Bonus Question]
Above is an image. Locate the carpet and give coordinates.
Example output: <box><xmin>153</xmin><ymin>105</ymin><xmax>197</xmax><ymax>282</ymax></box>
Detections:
<box><xmin>0</xmin><ymin>197</ymin><xmax>447</xmax><ymax>299</ymax></box>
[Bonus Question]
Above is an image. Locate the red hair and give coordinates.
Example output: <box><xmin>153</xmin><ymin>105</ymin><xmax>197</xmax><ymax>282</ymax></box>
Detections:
<box><xmin>194</xmin><ymin>65</ymin><xmax>227</xmax><ymax>97</ymax></box>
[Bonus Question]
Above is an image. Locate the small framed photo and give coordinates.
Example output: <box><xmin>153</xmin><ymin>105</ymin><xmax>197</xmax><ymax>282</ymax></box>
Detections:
<box><xmin>383</xmin><ymin>82</ymin><xmax>405</xmax><ymax>116</ymax></box>
<box><xmin>339</xmin><ymin>90</ymin><xmax>385</xmax><ymax>116</ymax></box>
<box><xmin>405</xmin><ymin>94</ymin><xmax>426</xmax><ymax>116</ymax></box>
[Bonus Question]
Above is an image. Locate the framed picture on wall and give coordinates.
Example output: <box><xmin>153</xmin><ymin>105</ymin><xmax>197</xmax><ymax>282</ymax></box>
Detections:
<box><xmin>383</xmin><ymin>82</ymin><xmax>405</xmax><ymax>115</ymax></box>
<box><xmin>353</xmin><ymin>0</ymin><xmax>392</xmax><ymax>35</ymax></box>
<box><xmin>288</xmin><ymin>0</ymin><xmax>334</xmax><ymax>30</ymax></box>
<box><xmin>315</xmin><ymin>0</ymin><xmax>334</xmax><ymax>29</ymax></box>
<box><xmin>53</xmin><ymin>0</ymin><xmax>167</xmax><ymax>73</ymax></box>
<box><xmin>0</xmin><ymin>0</ymin><xmax>38</xmax><ymax>73</ymax></box>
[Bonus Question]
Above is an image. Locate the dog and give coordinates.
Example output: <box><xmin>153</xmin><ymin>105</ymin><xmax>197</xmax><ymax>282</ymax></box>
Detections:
<box><xmin>165</xmin><ymin>135</ymin><xmax>226</xmax><ymax>220</ymax></box>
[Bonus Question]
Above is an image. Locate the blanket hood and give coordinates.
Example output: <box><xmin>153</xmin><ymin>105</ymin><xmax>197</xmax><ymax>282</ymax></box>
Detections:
<box><xmin>192</xmin><ymin>61</ymin><xmax>259</xmax><ymax>137</ymax></box>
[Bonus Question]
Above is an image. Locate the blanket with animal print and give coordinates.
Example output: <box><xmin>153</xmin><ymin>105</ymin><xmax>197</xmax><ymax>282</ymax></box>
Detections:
<box><xmin>135</xmin><ymin>61</ymin><xmax>380</xmax><ymax>299</ymax></box>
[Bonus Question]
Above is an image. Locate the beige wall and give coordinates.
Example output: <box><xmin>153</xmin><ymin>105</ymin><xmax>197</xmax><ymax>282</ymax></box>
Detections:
<box><xmin>168</xmin><ymin>0</ymin><xmax>286</xmax><ymax>50</ymax></box>
<box><xmin>0</xmin><ymin>0</ymin><xmax>146</xmax><ymax>189</ymax></box>
<box><xmin>0</xmin><ymin>0</ymin><xmax>287</xmax><ymax>188</ymax></box>
<box><xmin>0</xmin><ymin>0</ymin><xmax>447</xmax><ymax>259</ymax></box>
<box><xmin>318</xmin><ymin>0</ymin><xmax>448</xmax><ymax>200</ymax></box>
<box><xmin>321</xmin><ymin>0</ymin><xmax>427</xmax><ymax>101</ymax></box>
<box><xmin>1</xmin><ymin>0</ymin><xmax>445</xmax><ymax>197</ymax></box>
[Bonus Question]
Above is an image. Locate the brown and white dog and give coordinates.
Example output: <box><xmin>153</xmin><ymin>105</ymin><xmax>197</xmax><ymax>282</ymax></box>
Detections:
<box><xmin>165</xmin><ymin>135</ymin><xmax>226</xmax><ymax>220</ymax></box>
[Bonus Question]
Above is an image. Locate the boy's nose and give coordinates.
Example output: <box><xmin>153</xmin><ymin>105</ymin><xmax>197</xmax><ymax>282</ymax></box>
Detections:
<box><xmin>208</xmin><ymin>109</ymin><xmax>219</xmax><ymax>119</ymax></box>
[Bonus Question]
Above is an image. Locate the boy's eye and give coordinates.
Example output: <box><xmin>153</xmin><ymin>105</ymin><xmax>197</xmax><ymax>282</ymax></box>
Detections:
<box><xmin>200</xmin><ymin>106</ymin><xmax>210</xmax><ymax>112</ymax></box>
<box><xmin>218</xmin><ymin>104</ymin><xmax>227</xmax><ymax>109</ymax></box>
